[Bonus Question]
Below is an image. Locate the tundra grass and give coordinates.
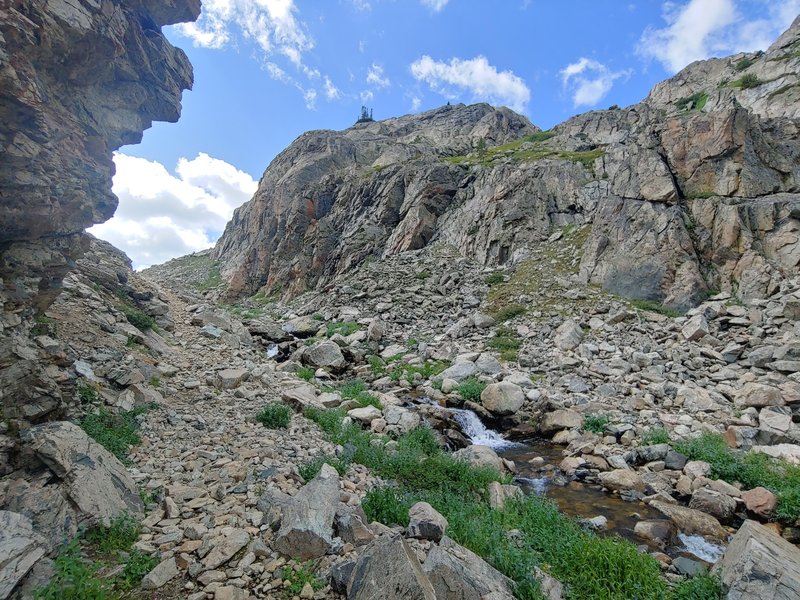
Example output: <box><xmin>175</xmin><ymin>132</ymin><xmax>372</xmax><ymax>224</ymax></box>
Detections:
<box><xmin>304</xmin><ymin>407</ymin><xmax>683</xmax><ymax>600</ymax></box>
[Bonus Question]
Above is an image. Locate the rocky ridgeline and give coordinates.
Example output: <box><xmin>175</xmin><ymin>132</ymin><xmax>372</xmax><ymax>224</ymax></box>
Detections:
<box><xmin>213</xmin><ymin>17</ymin><xmax>800</xmax><ymax>314</ymax></box>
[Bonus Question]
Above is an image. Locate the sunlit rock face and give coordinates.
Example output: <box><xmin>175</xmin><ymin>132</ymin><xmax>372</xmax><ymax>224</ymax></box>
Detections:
<box><xmin>214</xmin><ymin>17</ymin><xmax>800</xmax><ymax>312</ymax></box>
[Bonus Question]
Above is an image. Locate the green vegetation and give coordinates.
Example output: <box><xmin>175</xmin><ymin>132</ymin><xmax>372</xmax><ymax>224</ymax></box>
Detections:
<box><xmin>734</xmin><ymin>57</ymin><xmax>755</xmax><ymax>71</ymax></box>
<box><xmin>491</xmin><ymin>302</ymin><xmax>527</xmax><ymax>322</ymax></box>
<box><xmin>669</xmin><ymin>572</ymin><xmax>723</xmax><ymax>600</ymax></box>
<box><xmin>304</xmin><ymin>408</ymin><xmax>688</xmax><ymax>599</ymax></box>
<box><xmin>675</xmin><ymin>432</ymin><xmax>800</xmax><ymax>520</ymax></box>
<box><xmin>416</xmin><ymin>270</ymin><xmax>431</xmax><ymax>280</ymax></box>
<box><xmin>77</xmin><ymin>381</ymin><xmax>100</xmax><ymax>404</ymax></box>
<box><xmin>675</xmin><ymin>91</ymin><xmax>709</xmax><ymax>111</ymax></box>
<box><xmin>730</xmin><ymin>73</ymin><xmax>763</xmax><ymax>89</ymax></box>
<box><xmin>641</xmin><ymin>427</ymin><xmax>671</xmax><ymax>446</ymax></box>
<box><xmin>280</xmin><ymin>562</ymin><xmax>325</xmax><ymax>598</ymax></box>
<box><xmin>367</xmin><ymin>355</ymin><xmax>386</xmax><ymax>376</ymax></box>
<box><xmin>686</xmin><ymin>191</ymin><xmax>716</xmax><ymax>199</ymax></box>
<box><xmin>484</xmin><ymin>272</ymin><xmax>505</xmax><ymax>286</ymax></box>
<box><xmin>298</xmin><ymin>454</ymin><xmax>348</xmax><ymax>480</ymax></box>
<box><xmin>487</xmin><ymin>325</ymin><xmax>522</xmax><ymax>361</ymax></box>
<box><xmin>337</xmin><ymin>378</ymin><xmax>383</xmax><ymax>409</ymax></box>
<box><xmin>296</xmin><ymin>366</ymin><xmax>316</xmax><ymax>381</ymax></box>
<box><xmin>32</xmin><ymin>314</ymin><xmax>57</xmax><ymax>337</ymax></box>
<box><xmin>326</xmin><ymin>320</ymin><xmax>360</xmax><ymax>337</ymax></box>
<box><xmin>768</xmin><ymin>83</ymin><xmax>799</xmax><ymax>100</ymax></box>
<box><xmin>120</xmin><ymin>304</ymin><xmax>155</xmax><ymax>332</ymax></box>
<box><xmin>256</xmin><ymin>402</ymin><xmax>292</xmax><ymax>429</ymax></box>
<box><xmin>194</xmin><ymin>266</ymin><xmax>222</xmax><ymax>291</ymax></box>
<box><xmin>629</xmin><ymin>298</ymin><xmax>681</xmax><ymax>318</ymax></box>
<box><xmin>389</xmin><ymin>360</ymin><xmax>449</xmax><ymax>383</ymax></box>
<box><xmin>457</xmin><ymin>377</ymin><xmax>487</xmax><ymax>402</ymax></box>
<box><xmin>445</xmin><ymin>132</ymin><xmax>604</xmax><ymax>172</ymax></box>
<box><xmin>79</xmin><ymin>406</ymin><xmax>151</xmax><ymax>463</ymax></box>
<box><xmin>583</xmin><ymin>414</ymin><xmax>609</xmax><ymax>435</ymax></box>
<box><xmin>35</xmin><ymin>513</ymin><xmax>157</xmax><ymax>599</ymax></box>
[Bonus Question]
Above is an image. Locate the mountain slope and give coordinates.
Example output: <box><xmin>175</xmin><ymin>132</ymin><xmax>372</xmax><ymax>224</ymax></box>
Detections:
<box><xmin>214</xmin><ymin>17</ymin><xmax>800</xmax><ymax>311</ymax></box>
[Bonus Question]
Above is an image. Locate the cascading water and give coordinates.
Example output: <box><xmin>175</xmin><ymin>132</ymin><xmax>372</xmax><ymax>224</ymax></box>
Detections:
<box><xmin>451</xmin><ymin>408</ymin><xmax>519</xmax><ymax>450</ymax></box>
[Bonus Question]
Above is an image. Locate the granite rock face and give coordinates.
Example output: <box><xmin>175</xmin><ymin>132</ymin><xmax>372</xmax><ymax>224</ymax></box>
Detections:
<box><xmin>215</xmin><ymin>18</ymin><xmax>800</xmax><ymax>313</ymax></box>
<box><xmin>0</xmin><ymin>0</ymin><xmax>198</xmax><ymax>426</ymax></box>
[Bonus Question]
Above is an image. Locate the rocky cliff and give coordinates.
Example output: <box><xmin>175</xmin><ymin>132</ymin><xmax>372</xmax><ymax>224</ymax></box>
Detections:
<box><xmin>214</xmin><ymin>17</ymin><xmax>800</xmax><ymax>311</ymax></box>
<box><xmin>0</xmin><ymin>0</ymin><xmax>199</xmax><ymax>425</ymax></box>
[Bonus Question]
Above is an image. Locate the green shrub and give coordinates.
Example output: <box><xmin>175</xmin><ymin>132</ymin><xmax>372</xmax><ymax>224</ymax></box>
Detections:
<box><xmin>117</xmin><ymin>550</ymin><xmax>159</xmax><ymax>591</ymax></box>
<box><xmin>120</xmin><ymin>305</ymin><xmax>155</xmax><ymax>331</ymax></box>
<box><xmin>298</xmin><ymin>455</ymin><xmax>348</xmax><ymax>480</ymax></box>
<box><xmin>367</xmin><ymin>355</ymin><xmax>385</xmax><ymax>375</ymax></box>
<box><xmin>641</xmin><ymin>427</ymin><xmax>671</xmax><ymax>446</ymax></box>
<box><xmin>630</xmin><ymin>298</ymin><xmax>681</xmax><ymax>318</ymax></box>
<box><xmin>363</xmin><ymin>486</ymin><xmax>413</xmax><ymax>527</ymax></box>
<box><xmin>296</xmin><ymin>366</ymin><xmax>315</xmax><ymax>382</ymax></box>
<box><xmin>731</xmin><ymin>73</ymin><xmax>762</xmax><ymax>89</ymax></box>
<box><xmin>583</xmin><ymin>414</ymin><xmax>609</xmax><ymax>434</ymax></box>
<box><xmin>675</xmin><ymin>91</ymin><xmax>708</xmax><ymax>111</ymax></box>
<box><xmin>487</xmin><ymin>328</ymin><xmax>522</xmax><ymax>361</ymax></box>
<box><xmin>77</xmin><ymin>382</ymin><xmax>99</xmax><ymax>404</ymax></box>
<box><xmin>79</xmin><ymin>406</ymin><xmax>149</xmax><ymax>463</ymax></box>
<box><xmin>256</xmin><ymin>403</ymin><xmax>291</xmax><ymax>429</ymax></box>
<box><xmin>389</xmin><ymin>360</ymin><xmax>449</xmax><ymax>383</ymax></box>
<box><xmin>84</xmin><ymin>513</ymin><xmax>140</xmax><ymax>555</ymax></box>
<box><xmin>282</xmin><ymin>562</ymin><xmax>324</xmax><ymax>597</ymax></box>
<box><xmin>733</xmin><ymin>57</ymin><xmax>754</xmax><ymax>71</ymax></box>
<box><xmin>492</xmin><ymin>303</ymin><xmax>526</xmax><ymax>322</ymax></box>
<box><xmin>416</xmin><ymin>270</ymin><xmax>431</xmax><ymax>280</ymax></box>
<box><xmin>326</xmin><ymin>321</ymin><xmax>360</xmax><ymax>337</ymax></box>
<box><xmin>669</xmin><ymin>572</ymin><xmax>723</xmax><ymax>599</ymax></box>
<box><xmin>34</xmin><ymin>539</ymin><xmax>112</xmax><ymax>600</ymax></box>
<box><xmin>457</xmin><ymin>377</ymin><xmax>487</xmax><ymax>402</ymax></box>
<box><xmin>484</xmin><ymin>272</ymin><xmax>505</xmax><ymax>286</ymax></box>
<box><xmin>675</xmin><ymin>432</ymin><xmax>800</xmax><ymax>520</ymax></box>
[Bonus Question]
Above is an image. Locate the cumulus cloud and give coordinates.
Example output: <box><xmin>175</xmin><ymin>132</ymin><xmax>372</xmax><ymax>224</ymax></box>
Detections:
<box><xmin>177</xmin><ymin>0</ymin><xmax>313</xmax><ymax>64</ymax></box>
<box><xmin>324</xmin><ymin>76</ymin><xmax>341</xmax><ymax>100</ymax></box>
<box><xmin>410</xmin><ymin>55</ymin><xmax>530</xmax><ymax>112</ymax></box>
<box><xmin>638</xmin><ymin>0</ymin><xmax>800</xmax><ymax>73</ymax></box>
<box><xmin>560</xmin><ymin>58</ymin><xmax>631</xmax><ymax>107</ymax></box>
<box><xmin>89</xmin><ymin>153</ymin><xmax>257</xmax><ymax>270</ymax></box>
<box><xmin>366</xmin><ymin>63</ymin><xmax>391</xmax><ymax>88</ymax></box>
<box><xmin>421</xmin><ymin>0</ymin><xmax>450</xmax><ymax>11</ymax></box>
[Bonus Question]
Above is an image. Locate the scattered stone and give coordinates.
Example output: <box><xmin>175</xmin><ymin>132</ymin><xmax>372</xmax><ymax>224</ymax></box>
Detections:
<box><xmin>741</xmin><ymin>487</ymin><xmax>777</xmax><ymax>517</ymax></box>
<box><xmin>141</xmin><ymin>557</ymin><xmax>179</xmax><ymax>590</ymax></box>
<box><xmin>480</xmin><ymin>382</ymin><xmax>525</xmax><ymax>416</ymax></box>
<box><xmin>408</xmin><ymin>502</ymin><xmax>448</xmax><ymax>542</ymax></box>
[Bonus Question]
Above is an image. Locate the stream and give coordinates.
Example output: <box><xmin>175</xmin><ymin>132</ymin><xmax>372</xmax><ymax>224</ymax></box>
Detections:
<box><xmin>417</xmin><ymin>398</ymin><xmax>725</xmax><ymax>564</ymax></box>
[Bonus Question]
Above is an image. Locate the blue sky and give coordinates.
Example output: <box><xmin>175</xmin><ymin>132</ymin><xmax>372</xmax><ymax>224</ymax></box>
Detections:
<box><xmin>90</xmin><ymin>0</ymin><xmax>799</xmax><ymax>268</ymax></box>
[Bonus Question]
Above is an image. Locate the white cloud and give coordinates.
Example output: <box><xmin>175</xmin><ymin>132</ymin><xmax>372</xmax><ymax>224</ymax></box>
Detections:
<box><xmin>410</xmin><ymin>55</ymin><xmax>530</xmax><ymax>112</ymax></box>
<box><xmin>411</xmin><ymin>95</ymin><xmax>422</xmax><ymax>110</ymax></box>
<box><xmin>560</xmin><ymin>58</ymin><xmax>631</xmax><ymax>108</ymax></box>
<box><xmin>303</xmin><ymin>88</ymin><xmax>318</xmax><ymax>110</ymax></box>
<box><xmin>360</xmin><ymin>89</ymin><xmax>374</xmax><ymax>103</ymax></box>
<box><xmin>324</xmin><ymin>76</ymin><xmax>341</xmax><ymax>100</ymax></box>
<box><xmin>352</xmin><ymin>0</ymin><xmax>371</xmax><ymax>10</ymax></box>
<box><xmin>421</xmin><ymin>0</ymin><xmax>449</xmax><ymax>11</ymax></box>
<box><xmin>366</xmin><ymin>63</ymin><xmax>391</xmax><ymax>88</ymax></box>
<box><xmin>638</xmin><ymin>0</ymin><xmax>800</xmax><ymax>73</ymax></box>
<box><xmin>89</xmin><ymin>153</ymin><xmax>257</xmax><ymax>270</ymax></box>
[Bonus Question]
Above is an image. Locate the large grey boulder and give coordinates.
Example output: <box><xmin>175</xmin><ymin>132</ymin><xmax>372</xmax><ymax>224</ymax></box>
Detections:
<box><xmin>346</xmin><ymin>535</ymin><xmax>436</xmax><ymax>599</ymax></box>
<box><xmin>648</xmin><ymin>500</ymin><xmax>728</xmax><ymax>540</ymax></box>
<box><xmin>274</xmin><ymin>464</ymin><xmax>341</xmax><ymax>560</ymax></box>
<box><xmin>422</xmin><ymin>537</ymin><xmax>515</xmax><ymax>600</ymax></box>
<box><xmin>480</xmin><ymin>382</ymin><xmax>524</xmax><ymax>416</ymax></box>
<box><xmin>453</xmin><ymin>445</ymin><xmax>505</xmax><ymax>472</ymax></box>
<box><xmin>712</xmin><ymin>520</ymin><xmax>800</xmax><ymax>600</ymax></box>
<box><xmin>0</xmin><ymin>511</ymin><xmax>46</xmax><ymax>600</ymax></box>
<box><xmin>435</xmin><ymin>361</ymin><xmax>477</xmax><ymax>383</ymax></box>
<box><xmin>9</xmin><ymin>422</ymin><xmax>143</xmax><ymax>551</ymax></box>
<box><xmin>408</xmin><ymin>502</ymin><xmax>448</xmax><ymax>543</ymax></box>
<box><xmin>554</xmin><ymin>319</ymin><xmax>583</xmax><ymax>351</ymax></box>
<box><xmin>539</xmin><ymin>409</ymin><xmax>582</xmax><ymax>435</ymax></box>
<box><xmin>304</xmin><ymin>340</ymin><xmax>346</xmax><ymax>369</ymax></box>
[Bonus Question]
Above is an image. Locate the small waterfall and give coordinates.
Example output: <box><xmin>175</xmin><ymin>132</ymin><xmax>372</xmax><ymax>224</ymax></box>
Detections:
<box><xmin>677</xmin><ymin>533</ymin><xmax>725</xmax><ymax>563</ymax></box>
<box><xmin>451</xmin><ymin>408</ymin><xmax>519</xmax><ymax>450</ymax></box>
<box><xmin>515</xmin><ymin>476</ymin><xmax>549</xmax><ymax>495</ymax></box>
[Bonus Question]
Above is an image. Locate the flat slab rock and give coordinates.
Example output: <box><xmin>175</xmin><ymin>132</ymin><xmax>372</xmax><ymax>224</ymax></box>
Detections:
<box><xmin>712</xmin><ymin>520</ymin><xmax>800</xmax><ymax>600</ymax></box>
<box><xmin>0</xmin><ymin>511</ymin><xmax>46</xmax><ymax>600</ymax></box>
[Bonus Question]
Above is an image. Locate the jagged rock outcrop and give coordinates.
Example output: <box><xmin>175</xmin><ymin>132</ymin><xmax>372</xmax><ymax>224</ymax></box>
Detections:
<box><xmin>0</xmin><ymin>0</ymin><xmax>198</xmax><ymax>427</ymax></box>
<box><xmin>215</xmin><ymin>17</ymin><xmax>800</xmax><ymax>312</ymax></box>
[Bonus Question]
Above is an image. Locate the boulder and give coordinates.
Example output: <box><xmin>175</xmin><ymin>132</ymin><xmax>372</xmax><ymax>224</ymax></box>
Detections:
<box><xmin>383</xmin><ymin>405</ymin><xmax>421</xmax><ymax>435</ymax></box>
<box><xmin>475</xmin><ymin>353</ymin><xmax>502</xmax><ymax>374</ymax></box>
<box><xmin>539</xmin><ymin>410</ymin><xmax>582</xmax><ymax>435</ymax></box>
<box><xmin>422</xmin><ymin>537</ymin><xmax>515</xmax><ymax>600</ymax></box>
<box><xmin>488</xmin><ymin>482</ymin><xmax>524</xmax><ymax>510</ymax></box>
<box><xmin>649</xmin><ymin>500</ymin><xmax>728</xmax><ymax>540</ymax></box>
<box><xmin>436</xmin><ymin>361</ymin><xmax>477</xmax><ymax>382</ymax></box>
<box><xmin>305</xmin><ymin>341</ymin><xmax>346</xmax><ymax>369</ymax></box>
<box><xmin>598</xmin><ymin>469</ymin><xmax>645</xmax><ymax>493</ymax></box>
<box><xmin>688</xmin><ymin>488</ymin><xmax>737</xmax><ymax>520</ymax></box>
<box><xmin>633</xmin><ymin>519</ymin><xmax>677</xmax><ymax>548</ymax></box>
<box><xmin>453</xmin><ymin>445</ymin><xmax>505</xmax><ymax>472</ymax></box>
<box><xmin>741</xmin><ymin>487</ymin><xmax>777</xmax><ymax>517</ymax></box>
<box><xmin>712</xmin><ymin>520</ymin><xmax>800</xmax><ymax>600</ymax></box>
<box><xmin>215</xmin><ymin>368</ymin><xmax>249</xmax><ymax>389</ymax></box>
<box><xmin>0</xmin><ymin>511</ymin><xmax>46</xmax><ymax>600</ymax></box>
<box><xmin>554</xmin><ymin>319</ymin><xmax>583</xmax><ymax>351</ymax></box>
<box><xmin>274</xmin><ymin>464</ymin><xmax>341</xmax><ymax>560</ymax></box>
<box><xmin>408</xmin><ymin>502</ymin><xmax>448</xmax><ymax>542</ymax></box>
<box><xmin>480</xmin><ymin>382</ymin><xmax>525</xmax><ymax>416</ymax></box>
<box><xmin>348</xmin><ymin>406</ymin><xmax>383</xmax><ymax>425</ymax></box>
<box><xmin>282</xmin><ymin>316</ymin><xmax>320</xmax><ymax>337</ymax></box>
<box><xmin>280</xmin><ymin>381</ymin><xmax>322</xmax><ymax>411</ymax></box>
<box><xmin>346</xmin><ymin>535</ymin><xmax>436</xmax><ymax>599</ymax></box>
<box><xmin>681</xmin><ymin>314</ymin><xmax>709</xmax><ymax>341</ymax></box>
<box><xmin>201</xmin><ymin>528</ymin><xmax>250</xmax><ymax>570</ymax></box>
<box><xmin>141</xmin><ymin>556</ymin><xmax>179</xmax><ymax>590</ymax></box>
<box><xmin>734</xmin><ymin>382</ymin><xmax>784</xmax><ymax>408</ymax></box>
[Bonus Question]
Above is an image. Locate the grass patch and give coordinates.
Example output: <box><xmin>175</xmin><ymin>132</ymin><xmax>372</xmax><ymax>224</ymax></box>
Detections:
<box><xmin>457</xmin><ymin>377</ymin><xmax>487</xmax><ymax>402</ymax></box>
<box><xmin>299</xmin><ymin>455</ymin><xmax>348</xmax><ymax>481</ymax></box>
<box><xmin>675</xmin><ymin>91</ymin><xmax>708</xmax><ymax>111</ymax></box>
<box><xmin>77</xmin><ymin>381</ymin><xmax>100</xmax><ymax>405</ymax></box>
<box><xmin>734</xmin><ymin>57</ymin><xmax>755</xmax><ymax>71</ymax></box>
<box><xmin>416</xmin><ymin>270</ymin><xmax>431</xmax><ymax>280</ymax></box>
<box><xmin>583</xmin><ymin>414</ymin><xmax>609</xmax><ymax>435</ymax></box>
<box><xmin>194</xmin><ymin>266</ymin><xmax>222</xmax><ymax>291</ymax></box>
<box><xmin>485</xmin><ymin>272</ymin><xmax>505</xmax><ymax>286</ymax></box>
<box><xmin>487</xmin><ymin>326</ymin><xmax>522</xmax><ymax>361</ymax></box>
<box><xmin>79</xmin><ymin>406</ymin><xmax>150</xmax><ymax>463</ymax></box>
<box><xmin>281</xmin><ymin>562</ymin><xmax>325</xmax><ymax>598</ymax></box>
<box><xmin>389</xmin><ymin>360</ymin><xmax>450</xmax><ymax>384</ymax></box>
<box><xmin>256</xmin><ymin>403</ymin><xmax>291</xmax><ymax>429</ymax></box>
<box><xmin>120</xmin><ymin>305</ymin><xmax>155</xmax><ymax>332</ymax></box>
<box><xmin>641</xmin><ymin>427</ymin><xmax>671</xmax><ymax>446</ymax></box>
<box><xmin>326</xmin><ymin>321</ymin><xmax>360</xmax><ymax>337</ymax></box>
<box><xmin>337</xmin><ymin>378</ymin><xmax>383</xmax><ymax>408</ymax></box>
<box><xmin>367</xmin><ymin>355</ymin><xmax>386</xmax><ymax>376</ymax></box>
<box><xmin>629</xmin><ymin>298</ymin><xmax>681</xmax><ymax>318</ymax></box>
<box><xmin>675</xmin><ymin>433</ymin><xmax>800</xmax><ymax>521</ymax></box>
<box><xmin>768</xmin><ymin>83</ymin><xmax>798</xmax><ymax>100</ymax></box>
<box><xmin>34</xmin><ymin>539</ymin><xmax>114</xmax><ymax>600</ymax></box>
<box><xmin>669</xmin><ymin>572</ymin><xmax>723</xmax><ymax>599</ymax></box>
<box><xmin>84</xmin><ymin>514</ymin><xmax>140</xmax><ymax>555</ymax></box>
<box><xmin>491</xmin><ymin>303</ymin><xmax>527</xmax><ymax>322</ymax></box>
<box><xmin>729</xmin><ymin>73</ymin><xmax>763</xmax><ymax>89</ymax></box>
<box><xmin>117</xmin><ymin>550</ymin><xmax>159</xmax><ymax>591</ymax></box>
<box><xmin>296</xmin><ymin>366</ymin><xmax>316</xmax><ymax>382</ymax></box>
